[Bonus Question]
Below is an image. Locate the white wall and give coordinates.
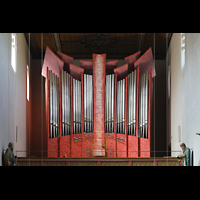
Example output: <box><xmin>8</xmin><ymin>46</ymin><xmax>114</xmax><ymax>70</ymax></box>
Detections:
<box><xmin>0</xmin><ymin>33</ymin><xmax>12</xmax><ymax>165</ymax></box>
<box><xmin>0</xmin><ymin>33</ymin><xmax>30</xmax><ymax>165</ymax></box>
<box><xmin>15</xmin><ymin>33</ymin><xmax>31</xmax><ymax>157</ymax></box>
<box><xmin>167</xmin><ymin>33</ymin><xmax>182</xmax><ymax>157</ymax></box>
<box><xmin>168</xmin><ymin>33</ymin><xmax>200</xmax><ymax>165</ymax></box>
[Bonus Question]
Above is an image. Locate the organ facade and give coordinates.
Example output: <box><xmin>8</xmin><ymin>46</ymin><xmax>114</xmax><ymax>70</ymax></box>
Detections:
<box><xmin>41</xmin><ymin>46</ymin><xmax>155</xmax><ymax>158</ymax></box>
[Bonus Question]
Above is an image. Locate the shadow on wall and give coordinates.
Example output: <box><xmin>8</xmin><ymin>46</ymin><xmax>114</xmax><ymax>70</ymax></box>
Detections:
<box><xmin>190</xmin><ymin>149</ymin><xmax>193</xmax><ymax>166</ymax></box>
<box><xmin>1</xmin><ymin>148</ymin><xmax>5</xmax><ymax>166</ymax></box>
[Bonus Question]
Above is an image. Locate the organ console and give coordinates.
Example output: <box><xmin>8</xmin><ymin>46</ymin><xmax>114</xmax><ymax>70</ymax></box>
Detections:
<box><xmin>42</xmin><ymin>46</ymin><xmax>155</xmax><ymax>158</ymax></box>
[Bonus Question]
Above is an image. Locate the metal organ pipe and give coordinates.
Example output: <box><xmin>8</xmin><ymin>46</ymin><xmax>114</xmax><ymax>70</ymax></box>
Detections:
<box><xmin>56</xmin><ymin>75</ymin><xmax>59</xmax><ymax>137</ymax></box>
<box><xmin>68</xmin><ymin>73</ymin><xmax>71</xmax><ymax>135</ymax></box>
<box><xmin>119</xmin><ymin>80</ymin><xmax>122</xmax><ymax>133</ymax></box>
<box><xmin>138</xmin><ymin>70</ymin><xmax>148</xmax><ymax>138</ymax></box>
<box><xmin>116</xmin><ymin>77</ymin><xmax>125</xmax><ymax>134</ymax></box>
<box><xmin>55</xmin><ymin>73</ymin><xmax>57</xmax><ymax>137</ymax></box>
<box><xmin>144</xmin><ymin>70</ymin><xmax>148</xmax><ymax>138</ymax></box>
<box><xmin>133</xmin><ymin>70</ymin><xmax>136</xmax><ymax>136</ymax></box>
<box><xmin>53</xmin><ymin>73</ymin><xmax>56</xmax><ymax>138</ymax></box>
<box><xmin>89</xmin><ymin>75</ymin><xmax>92</xmax><ymax>132</ymax></box>
<box><xmin>84</xmin><ymin>74</ymin><xmax>86</xmax><ymax>132</ymax></box>
<box><xmin>49</xmin><ymin>70</ymin><xmax>53</xmax><ymax>139</ymax></box>
<box><xmin>49</xmin><ymin>67</ymin><xmax>149</xmax><ymax>140</ymax></box>
<box><xmin>75</xmin><ymin>79</ymin><xmax>77</xmax><ymax>134</ymax></box>
<box><xmin>127</xmin><ymin>70</ymin><xmax>137</xmax><ymax>136</ymax></box>
<box><xmin>111</xmin><ymin>74</ymin><xmax>114</xmax><ymax>132</ymax></box>
<box><xmin>122</xmin><ymin>78</ymin><xmax>125</xmax><ymax>133</ymax></box>
<box><xmin>109</xmin><ymin>75</ymin><xmax>111</xmax><ymax>132</ymax></box>
<box><xmin>105</xmin><ymin>74</ymin><xmax>114</xmax><ymax>133</ymax></box>
<box><xmin>61</xmin><ymin>69</ymin><xmax>71</xmax><ymax>136</ymax></box>
<box><xmin>77</xmin><ymin>79</ymin><xmax>79</xmax><ymax>133</ymax></box>
<box><xmin>61</xmin><ymin>69</ymin><xmax>64</xmax><ymax>136</ymax></box>
<box><xmin>73</xmin><ymin>78</ymin><xmax>82</xmax><ymax>134</ymax></box>
<box><xmin>84</xmin><ymin>74</ymin><xmax>93</xmax><ymax>133</ymax></box>
<box><xmin>49</xmin><ymin>70</ymin><xmax>60</xmax><ymax>139</ymax></box>
<box><xmin>144</xmin><ymin>71</ymin><xmax>148</xmax><ymax>138</ymax></box>
<box><xmin>52</xmin><ymin>72</ymin><xmax>54</xmax><ymax>138</ymax></box>
<box><xmin>127</xmin><ymin>73</ymin><xmax>130</xmax><ymax>135</ymax></box>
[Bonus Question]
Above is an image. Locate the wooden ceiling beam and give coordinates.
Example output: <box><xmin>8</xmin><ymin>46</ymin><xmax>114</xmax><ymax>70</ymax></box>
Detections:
<box><xmin>137</xmin><ymin>33</ymin><xmax>145</xmax><ymax>51</ymax></box>
<box><xmin>53</xmin><ymin>33</ymin><xmax>62</xmax><ymax>52</ymax></box>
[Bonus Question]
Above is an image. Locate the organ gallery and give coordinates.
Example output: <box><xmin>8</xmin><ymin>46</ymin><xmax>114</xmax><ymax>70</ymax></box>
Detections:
<box><xmin>41</xmin><ymin>46</ymin><xmax>155</xmax><ymax>158</ymax></box>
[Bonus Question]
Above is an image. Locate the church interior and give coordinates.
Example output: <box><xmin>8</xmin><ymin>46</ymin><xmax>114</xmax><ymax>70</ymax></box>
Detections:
<box><xmin>1</xmin><ymin>33</ymin><xmax>199</xmax><ymax>166</ymax></box>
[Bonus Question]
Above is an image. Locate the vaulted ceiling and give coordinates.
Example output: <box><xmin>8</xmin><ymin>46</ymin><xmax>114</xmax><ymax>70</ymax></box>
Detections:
<box><xmin>24</xmin><ymin>33</ymin><xmax>172</xmax><ymax>60</ymax></box>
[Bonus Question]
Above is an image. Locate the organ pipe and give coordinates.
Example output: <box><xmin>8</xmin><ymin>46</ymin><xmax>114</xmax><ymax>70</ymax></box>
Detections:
<box><xmin>61</xmin><ymin>69</ymin><xmax>71</xmax><ymax>136</ymax></box>
<box><xmin>49</xmin><ymin>70</ymin><xmax>60</xmax><ymax>139</ymax></box>
<box><xmin>116</xmin><ymin>78</ymin><xmax>125</xmax><ymax>134</ymax></box>
<box><xmin>72</xmin><ymin>78</ymin><xmax>82</xmax><ymax>134</ymax></box>
<box><xmin>49</xmin><ymin>68</ymin><xmax>149</xmax><ymax>139</ymax></box>
<box><xmin>138</xmin><ymin>71</ymin><xmax>148</xmax><ymax>138</ymax></box>
<box><xmin>84</xmin><ymin>74</ymin><xmax>93</xmax><ymax>133</ymax></box>
<box><xmin>105</xmin><ymin>74</ymin><xmax>114</xmax><ymax>133</ymax></box>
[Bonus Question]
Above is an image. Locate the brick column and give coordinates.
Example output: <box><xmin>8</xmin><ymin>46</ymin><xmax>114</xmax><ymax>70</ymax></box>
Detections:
<box><xmin>93</xmin><ymin>54</ymin><xmax>106</xmax><ymax>157</ymax></box>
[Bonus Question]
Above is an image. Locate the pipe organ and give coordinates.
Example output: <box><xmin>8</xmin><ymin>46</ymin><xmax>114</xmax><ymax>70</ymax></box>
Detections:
<box><xmin>42</xmin><ymin>46</ymin><xmax>155</xmax><ymax>158</ymax></box>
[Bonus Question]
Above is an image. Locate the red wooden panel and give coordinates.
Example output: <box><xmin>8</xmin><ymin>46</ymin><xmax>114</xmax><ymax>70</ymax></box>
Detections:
<box><xmin>139</xmin><ymin>138</ymin><xmax>150</xmax><ymax>157</ymax></box>
<box><xmin>114</xmin><ymin>63</ymin><xmax>128</xmax><ymax>81</ymax></box>
<box><xmin>48</xmin><ymin>138</ymin><xmax>59</xmax><ymax>157</ymax></box>
<box><xmin>106</xmin><ymin>60</ymin><xmax>118</xmax><ymax>75</ymax></box>
<box><xmin>71</xmin><ymin>134</ymin><xmax>82</xmax><ymax>157</ymax></box>
<box><xmin>57</xmin><ymin>51</ymin><xmax>73</xmax><ymax>73</ymax></box>
<box><xmin>79</xmin><ymin>60</ymin><xmax>93</xmax><ymax>75</ymax></box>
<box><xmin>42</xmin><ymin>46</ymin><xmax>64</xmax><ymax>78</ymax></box>
<box><xmin>116</xmin><ymin>134</ymin><xmax>126</xmax><ymax>157</ymax></box>
<box><xmin>69</xmin><ymin>63</ymin><xmax>84</xmax><ymax>81</ymax></box>
<box><xmin>124</xmin><ymin>50</ymin><xmax>141</xmax><ymax>74</ymax></box>
<box><xmin>134</xmin><ymin>47</ymin><xmax>155</xmax><ymax>78</ymax></box>
<box><xmin>128</xmin><ymin>136</ymin><xmax>138</xmax><ymax>157</ymax></box>
<box><xmin>106</xmin><ymin>137</ymin><xmax>116</xmax><ymax>157</ymax></box>
<box><xmin>60</xmin><ymin>135</ymin><xmax>70</xmax><ymax>157</ymax></box>
<box><xmin>82</xmin><ymin>134</ymin><xmax>93</xmax><ymax>158</ymax></box>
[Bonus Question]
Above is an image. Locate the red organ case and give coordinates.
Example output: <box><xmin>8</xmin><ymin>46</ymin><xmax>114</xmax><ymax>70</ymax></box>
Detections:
<box><xmin>42</xmin><ymin>46</ymin><xmax>155</xmax><ymax>158</ymax></box>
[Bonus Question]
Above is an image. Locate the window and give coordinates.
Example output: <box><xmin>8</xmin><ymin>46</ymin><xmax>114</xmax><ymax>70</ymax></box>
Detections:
<box><xmin>27</xmin><ymin>65</ymin><xmax>29</xmax><ymax>101</ymax></box>
<box><xmin>11</xmin><ymin>33</ymin><xmax>17</xmax><ymax>72</ymax></box>
<box><xmin>181</xmin><ymin>33</ymin><xmax>185</xmax><ymax>70</ymax></box>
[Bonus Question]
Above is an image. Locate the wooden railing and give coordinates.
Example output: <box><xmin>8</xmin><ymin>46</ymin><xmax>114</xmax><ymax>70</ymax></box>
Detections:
<box><xmin>16</xmin><ymin>157</ymin><xmax>181</xmax><ymax>166</ymax></box>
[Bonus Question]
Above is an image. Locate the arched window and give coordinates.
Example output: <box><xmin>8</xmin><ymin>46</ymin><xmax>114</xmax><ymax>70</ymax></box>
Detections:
<box><xmin>181</xmin><ymin>33</ymin><xmax>185</xmax><ymax>70</ymax></box>
<box><xmin>11</xmin><ymin>33</ymin><xmax>17</xmax><ymax>72</ymax></box>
